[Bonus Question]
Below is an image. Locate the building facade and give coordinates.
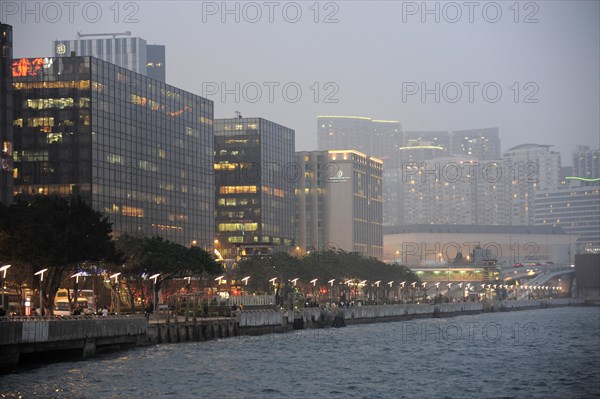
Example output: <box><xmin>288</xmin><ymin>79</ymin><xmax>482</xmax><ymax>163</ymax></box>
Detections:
<box><xmin>535</xmin><ymin>186</ymin><xmax>600</xmax><ymax>254</ymax></box>
<box><xmin>403</xmin><ymin>131</ymin><xmax>450</xmax><ymax>151</ymax></box>
<box><xmin>214</xmin><ymin>117</ymin><xmax>295</xmax><ymax>260</ymax></box>
<box><xmin>317</xmin><ymin>116</ymin><xmax>401</xmax><ymax>165</ymax></box>
<box><xmin>0</xmin><ymin>23</ymin><xmax>13</xmax><ymax>205</ymax></box>
<box><xmin>503</xmin><ymin>144</ymin><xmax>561</xmax><ymax>225</ymax></box>
<box><xmin>572</xmin><ymin>145</ymin><xmax>599</xmax><ymax>186</ymax></box>
<box><xmin>146</xmin><ymin>44</ymin><xmax>166</xmax><ymax>82</ymax></box>
<box><xmin>450</xmin><ymin>127</ymin><xmax>500</xmax><ymax>160</ymax></box>
<box><xmin>295</xmin><ymin>150</ymin><xmax>383</xmax><ymax>259</ymax></box>
<box><xmin>12</xmin><ymin>55</ymin><xmax>214</xmax><ymax>247</ymax></box>
<box><xmin>53</xmin><ymin>35</ymin><xmax>166</xmax><ymax>82</ymax></box>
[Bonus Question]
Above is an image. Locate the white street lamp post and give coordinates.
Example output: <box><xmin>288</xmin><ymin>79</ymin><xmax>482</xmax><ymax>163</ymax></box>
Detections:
<box><xmin>0</xmin><ymin>264</ymin><xmax>11</xmax><ymax>312</ymax></box>
<box><xmin>34</xmin><ymin>268</ymin><xmax>48</xmax><ymax>316</ymax></box>
<box><xmin>150</xmin><ymin>273</ymin><xmax>160</xmax><ymax>321</ymax></box>
<box><xmin>110</xmin><ymin>272</ymin><xmax>121</xmax><ymax>314</ymax></box>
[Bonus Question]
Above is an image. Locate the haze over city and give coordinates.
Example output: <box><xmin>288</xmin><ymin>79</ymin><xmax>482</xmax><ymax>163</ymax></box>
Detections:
<box><xmin>5</xmin><ymin>0</ymin><xmax>599</xmax><ymax>161</ymax></box>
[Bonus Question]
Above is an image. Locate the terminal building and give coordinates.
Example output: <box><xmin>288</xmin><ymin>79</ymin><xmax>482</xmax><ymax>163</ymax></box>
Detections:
<box><xmin>295</xmin><ymin>150</ymin><xmax>383</xmax><ymax>259</ymax></box>
<box><xmin>11</xmin><ymin>55</ymin><xmax>214</xmax><ymax>247</ymax></box>
<box><xmin>214</xmin><ymin>117</ymin><xmax>295</xmax><ymax>260</ymax></box>
<box><xmin>384</xmin><ymin>224</ymin><xmax>571</xmax><ymax>266</ymax></box>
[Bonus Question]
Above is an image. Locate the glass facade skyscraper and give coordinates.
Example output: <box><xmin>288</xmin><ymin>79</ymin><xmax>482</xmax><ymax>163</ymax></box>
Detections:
<box><xmin>53</xmin><ymin>36</ymin><xmax>166</xmax><ymax>82</ymax></box>
<box><xmin>12</xmin><ymin>55</ymin><xmax>214</xmax><ymax>247</ymax></box>
<box><xmin>0</xmin><ymin>23</ymin><xmax>13</xmax><ymax>205</ymax></box>
<box><xmin>214</xmin><ymin>117</ymin><xmax>295</xmax><ymax>260</ymax></box>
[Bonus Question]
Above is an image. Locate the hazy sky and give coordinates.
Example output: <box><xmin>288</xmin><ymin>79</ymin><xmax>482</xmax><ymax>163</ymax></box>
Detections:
<box><xmin>4</xmin><ymin>1</ymin><xmax>599</xmax><ymax>163</ymax></box>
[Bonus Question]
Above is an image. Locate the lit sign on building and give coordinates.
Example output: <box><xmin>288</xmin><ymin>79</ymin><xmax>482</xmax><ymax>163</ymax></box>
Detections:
<box><xmin>328</xmin><ymin>170</ymin><xmax>351</xmax><ymax>183</ymax></box>
<box><xmin>11</xmin><ymin>58</ymin><xmax>53</xmax><ymax>77</ymax></box>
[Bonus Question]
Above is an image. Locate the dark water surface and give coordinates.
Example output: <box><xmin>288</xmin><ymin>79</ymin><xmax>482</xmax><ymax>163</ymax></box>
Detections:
<box><xmin>2</xmin><ymin>306</ymin><xmax>599</xmax><ymax>398</ymax></box>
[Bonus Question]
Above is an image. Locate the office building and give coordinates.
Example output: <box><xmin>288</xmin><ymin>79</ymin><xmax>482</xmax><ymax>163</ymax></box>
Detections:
<box><xmin>53</xmin><ymin>34</ymin><xmax>166</xmax><ymax>82</ymax></box>
<box><xmin>0</xmin><ymin>23</ymin><xmax>13</xmax><ymax>205</ymax></box>
<box><xmin>12</xmin><ymin>55</ymin><xmax>214</xmax><ymax>247</ymax></box>
<box><xmin>214</xmin><ymin>117</ymin><xmax>295</xmax><ymax>260</ymax></box>
<box><xmin>295</xmin><ymin>150</ymin><xmax>383</xmax><ymax>259</ymax></box>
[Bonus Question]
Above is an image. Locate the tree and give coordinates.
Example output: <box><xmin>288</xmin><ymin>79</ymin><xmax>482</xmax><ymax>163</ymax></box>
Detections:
<box><xmin>114</xmin><ymin>235</ymin><xmax>223</xmax><ymax>309</ymax></box>
<box><xmin>233</xmin><ymin>249</ymin><xmax>420</xmax><ymax>305</ymax></box>
<box><xmin>0</xmin><ymin>196</ymin><xmax>117</xmax><ymax>314</ymax></box>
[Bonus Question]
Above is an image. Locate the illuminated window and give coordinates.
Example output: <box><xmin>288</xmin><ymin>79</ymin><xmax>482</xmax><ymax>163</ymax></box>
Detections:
<box><xmin>218</xmin><ymin>223</ymin><xmax>258</xmax><ymax>232</ymax></box>
<box><xmin>2</xmin><ymin>141</ymin><xmax>12</xmax><ymax>156</ymax></box>
<box><xmin>219</xmin><ymin>186</ymin><xmax>257</xmax><ymax>194</ymax></box>
<box><xmin>107</xmin><ymin>154</ymin><xmax>123</xmax><ymax>164</ymax></box>
<box><xmin>122</xmin><ymin>206</ymin><xmax>145</xmax><ymax>218</ymax></box>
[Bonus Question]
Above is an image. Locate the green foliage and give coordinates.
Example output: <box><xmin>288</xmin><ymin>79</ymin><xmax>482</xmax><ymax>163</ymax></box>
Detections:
<box><xmin>0</xmin><ymin>196</ymin><xmax>116</xmax><ymax>310</ymax></box>
<box><xmin>115</xmin><ymin>235</ymin><xmax>223</xmax><ymax>280</ymax></box>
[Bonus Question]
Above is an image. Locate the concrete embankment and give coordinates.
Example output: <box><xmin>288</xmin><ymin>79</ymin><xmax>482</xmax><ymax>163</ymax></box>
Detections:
<box><xmin>0</xmin><ymin>316</ymin><xmax>147</xmax><ymax>371</ymax></box>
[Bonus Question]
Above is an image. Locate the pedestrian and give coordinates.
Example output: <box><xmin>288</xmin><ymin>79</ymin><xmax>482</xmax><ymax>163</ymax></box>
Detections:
<box><xmin>0</xmin><ymin>306</ymin><xmax>6</xmax><ymax>318</ymax></box>
<box><xmin>144</xmin><ymin>302</ymin><xmax>153</xmax><ymax>320</ymax></box>
<box><xmin>102</xmin><ymin>306</ymin><xmax>108</xmax><ymax>316</ymax></box>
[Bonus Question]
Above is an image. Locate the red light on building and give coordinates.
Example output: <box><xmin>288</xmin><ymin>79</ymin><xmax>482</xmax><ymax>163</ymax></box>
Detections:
<box><xmin>12</xmin><ymin>58</ymin><xmax>44</xmax><ymax>77</ymax></box>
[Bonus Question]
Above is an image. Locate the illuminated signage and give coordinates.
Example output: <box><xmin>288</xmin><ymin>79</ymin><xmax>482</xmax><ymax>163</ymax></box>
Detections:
<box><xmin>11</xmin><ymin>58</ymin><xmax>54</xmax><ymax>77</ymax></box>
<box><xmin>328</xmin><ymin>170</ymin><xmax>351</xmax><ymax>183</ymax></box>
<box><xmin>56</xmin><ymin>43</ymin><xmax>67</xmax><ymax>55</ymax></box>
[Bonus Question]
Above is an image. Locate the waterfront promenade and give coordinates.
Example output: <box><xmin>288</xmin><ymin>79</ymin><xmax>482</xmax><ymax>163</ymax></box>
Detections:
<box><xmin>0</xmin><ymin>298</ymin><xmax>587</xmax><ymax>371</ymax></box>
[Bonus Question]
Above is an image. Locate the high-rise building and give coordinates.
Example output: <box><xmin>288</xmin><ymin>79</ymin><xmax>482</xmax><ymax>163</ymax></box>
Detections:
<box><xmin>572</xmin><ymin>145</ymin><xmax>600</xmax><ymax>186</ymax></box>
<box><xmin>146</xmin><ymin>44</ymin><xmax>166</xmax><ymax>82</ymax></box>
<box><xmin>0</xmin><ymin>23</ymin><xmax>13</xmax><ymax>205</ymax></box>
<box><xmin>383</xmin><ymin>144</ymin><xmax>448</xmax><ymax>226</ymax></box>
<box><xmin>502</xmin><ymin>144</ymin><xmax>561</xmax><ymax>225</ymax></box>
<box><xmin>403</xmin><ymin>131</ymin><xmax>450</xmax><ymax>151</ymax></box>
<box><xmin>450</xmin><ymin>127</ymin><xmax>500</xmax><ymax>160</ymax></box>
<box><xmin>295</xmin><ymin>150</ymin><xmax>383</xmax><ymax>259</ymax></box>
<box><xmin>12</xmin><ymin>55</ymin><xmax>214</xmax><ymax>247</ymax></box>
<box><xmin>214</xmin><ymin>117</ymin><xmax>295</xmax><ymax>260</ymax></box>
<box><xmin>53</xmin><ymin>34</ymin><xmax>166</xmax><ymax>82</ymax></box>
<box><xmin>535</xmin><ymin>186</ymin><xmax>600</xmax><ymax>254</ymax></box>
<box><xmin>317</xmin><ymin>116</ymin><xmax>401</xmax><ymax>164</ymax></box>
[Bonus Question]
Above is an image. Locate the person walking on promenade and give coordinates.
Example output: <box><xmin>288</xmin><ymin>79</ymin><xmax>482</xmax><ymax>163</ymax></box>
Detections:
<box><xmin>144</xmin><ymin>301</ymin><xmax>154</xmax><ymax>321</ymax></box>
<box><xmin>102</xmin><ymin>306</ymin><xmax>108</xmax><ymax>317</ymax></box>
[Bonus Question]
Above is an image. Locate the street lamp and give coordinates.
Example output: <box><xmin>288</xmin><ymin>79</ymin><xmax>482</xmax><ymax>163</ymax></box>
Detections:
<box><xmin>149</xmin><ymin>273</ymin><xmax>160</xmax><ymax>320</ymax></box>
<box><xmin>110</xmin><ymin>272</ymin><xmax>121</xmax><ymax>314</ymax></box>
<box><xmin>242</xmin><ymin>276</ymin><xmax>250</xmax><ymax>286</ymax></box>
<box><xmin>71</xmin><ymin>271</ymin><xmax>86</xmax><ymax>307</ymax></box>
<box><xmin>0</xmin><ymin>264</ymin><xmax>11</xmax><ymax>311</ymax></box>
<box><xmin>34</xmin><ymin>268</ymin><xmax>48</xmax><ymax>316</ymax></box>
<box><xmin>291</xmin><ymin>278</ymin><xmax>299</xmax><ymax>286</ymax></box>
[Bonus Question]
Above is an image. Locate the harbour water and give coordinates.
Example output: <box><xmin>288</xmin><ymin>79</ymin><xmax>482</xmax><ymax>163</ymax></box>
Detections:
<box><xmin>1</xmin><ymin>306</ymin><xmax>599</xmax><ymax>398</ymax></box>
